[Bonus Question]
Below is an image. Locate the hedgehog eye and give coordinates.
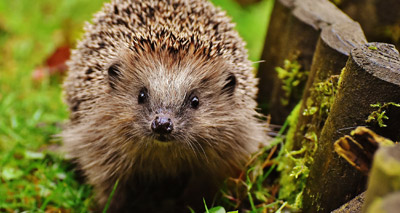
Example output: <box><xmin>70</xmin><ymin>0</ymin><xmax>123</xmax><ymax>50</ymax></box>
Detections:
<box><xmin>138</xmin><ymin>89</ymin><xmax>148</xmax><ymax>104</ymax></box>
<box><xmin>108</xmin><ymin>63</ymin><xmax>121</xmax><ymax>90</ymax></box>
<box><xmin>190</xmin><ymin>96</ymin><xmax>199</xmax><ymax>109</ymax></box>
<box><xmin>222</xmin><ymin>73</ymin><xmax>236</xmax><ymax>94</ymax></box>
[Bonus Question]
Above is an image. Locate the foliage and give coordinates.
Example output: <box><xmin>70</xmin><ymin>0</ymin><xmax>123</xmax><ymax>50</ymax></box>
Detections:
<box><xmin>276</xmin><ymin>102</ymin><xmax>305</xmax><ymax>209</ymax></box>
<box><xmin>217</xmin><ymin>120</ymin><xmax>297</xmax><ymax>212</ymax></box>
<box><xmin>303</xmin><ymin>75</ymin><xmax>339</xmax><ymax>118</ymax></box>
<box><xmin>366</xmin><ymin>102</ymin><xmax>400</xmax><ymax>128</ymax></box>
<box><xmin>0</xmin><ymin>0</ymin><xmax>108</xmax><ymax>210</ymax></box>
<box><xmin>211</xmin><ymin>0</ymin><xmax>274</xmax><ymax>64</ymax></box>
<box><xmin>276</xmin><ymin>59</ymin><xmax>309</xmax><ymax>106</ymax></box>
<box><xmin>278</xmin><ymin>75</ymin><xmax>339</xmax><ymax>208</ymax></box>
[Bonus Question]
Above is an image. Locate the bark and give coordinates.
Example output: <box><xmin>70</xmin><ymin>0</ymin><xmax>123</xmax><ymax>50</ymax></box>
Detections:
<box><xmin>302</xmin><ymin>43</ymin><xmax>400</xmax><ymax>212</ymax></box>
<box><xmin>256</xmin><ymin>0</ymin><xmax>357</xmax><ymax>124</ymax></box>
<box><xmin>332</xmin><ymin>192</ymin><xmax>365</xmax><ymax>213</ymax></box>
<box><xmin>334</xmin><ymin>127</ymin><xmax>394</xmax><ymax>175</ymax></box>
<box><xmin>277</xmin><ymin>21</ymin><xmax>366</xmax><ymax>205</ymax></box>
<box><xmin>291</xmin><ymin>22</ymin><xmax>367</xmax><ymax>152</ymax></box>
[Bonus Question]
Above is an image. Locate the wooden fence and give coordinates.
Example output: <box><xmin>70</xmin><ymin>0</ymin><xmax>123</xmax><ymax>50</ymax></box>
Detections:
<box><xmin>255</xmin><ymin>0</ymin><xmax>400</xmax><ymax>211</ymax></box>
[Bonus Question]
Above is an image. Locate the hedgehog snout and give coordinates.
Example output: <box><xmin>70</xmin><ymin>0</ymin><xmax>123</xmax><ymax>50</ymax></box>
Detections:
<box><xmin>151</xmin><ymin>114</ymin><xmax>174</xmax><ymax>136</ymax></box>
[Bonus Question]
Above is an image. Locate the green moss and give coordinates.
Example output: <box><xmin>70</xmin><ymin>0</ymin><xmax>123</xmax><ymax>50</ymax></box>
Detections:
<box><xmin>277</xmin><ymin>75</ymin><xmax>340</xmax><ymax>208</ymax></box>
<box><xmin>337</xmin><ymin>68</ymin><xmax>345</xmax><ymax>90</ymax></box>
<box><xmin>368</xmin><ymin>46</ymin><xmax>378</xmax><ymax>50</ymax></box>
<box><xmin>276</xmin><ymin>59</ymin><xmax>309</xmax><ymax>106</ymax></box>
<box><xmin>366</xmin><ymin>102</ymin><xmax>400</xmax><ymax>128</ymax></box>
<box><xmin>277</xmin><ymin>102</ymin><xmax>305</xmax><ymax>208</ymax></box>
<box><xmin>304</xmin><ymin>75</ymin><xmax>339</xmax><ymax>119</ymax></box>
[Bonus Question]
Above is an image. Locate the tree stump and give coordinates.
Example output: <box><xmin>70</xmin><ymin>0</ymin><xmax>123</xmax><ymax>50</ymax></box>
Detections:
<box><xmin>257</xmin><ymin>0</ymin><xmax>357</xmax><ymax>124</ymax></box>
<box><xmin>302</xmin><ymin>43</ymin><xmax>400</xmax><ymax>212</ymax></box>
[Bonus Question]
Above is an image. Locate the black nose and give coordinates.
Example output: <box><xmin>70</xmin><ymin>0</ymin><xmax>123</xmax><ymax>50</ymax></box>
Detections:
<box><xmin>151</xmin><ymin>116</ymin><xmax>173</xmax><ymax>135</ymax></box>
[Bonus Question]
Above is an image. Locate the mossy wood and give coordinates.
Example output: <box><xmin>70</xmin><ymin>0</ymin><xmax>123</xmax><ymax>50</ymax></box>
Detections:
<box><xmin>257</xmin><ymin>0</ymin><xmax>357</xmax><ymax>124</ymax></box>
<box><xmin>363</xmin><ymin>144</ymin><xmax>400</xmax><ymax>212</ymax></box>
<box><xmin>333</xmin><ymin>0</ymin><xmax>400</xmax><ymax>50</ymax></box>
<box><xmin>303</xmin><ymin>43</ymin><xmax>400</xmax><ymax>212</ymax></box>
<box><xmin>291</xmin><ymin>22</ymin><xmax>366</xmax><ymax>151</ymax></box>
<box><xmin>277</xmin><ymin>21</ymin><xmax>366</xmax><ymax>206</ymax></box>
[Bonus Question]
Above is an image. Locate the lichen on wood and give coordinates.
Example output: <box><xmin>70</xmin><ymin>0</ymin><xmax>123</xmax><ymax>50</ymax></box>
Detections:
<box><xmin>303</xmin><ymin>42</ymin><xmax>400</xmax><ymax>212</ymax></box>
<box><xmin>257</xmin><ymin>0</ymin><xmax>357</xmax><ymax>124</ymax></box>
<box><xmin>277</xmin><ymin>21</ymin><xmax>366</xmax><ymax>210</ymax></box>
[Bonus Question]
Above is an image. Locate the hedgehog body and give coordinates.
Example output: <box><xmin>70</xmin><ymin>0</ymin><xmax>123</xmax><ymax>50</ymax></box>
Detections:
<box><xmin>62</xmin><ymin>0</ymin><xmax>268</xmax><ymax>211</ymax></box>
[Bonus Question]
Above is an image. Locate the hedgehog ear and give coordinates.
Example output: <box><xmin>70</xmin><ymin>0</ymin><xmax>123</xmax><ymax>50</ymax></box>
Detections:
<box><xmin>222</xmin><ymin>73</ymin><xmax>236</xmax><ymax>95</ymax></box>
<box><xmin>107</xmin><ymin>63</ymin><xmax>121</xmax><ymax>90</ymax></box>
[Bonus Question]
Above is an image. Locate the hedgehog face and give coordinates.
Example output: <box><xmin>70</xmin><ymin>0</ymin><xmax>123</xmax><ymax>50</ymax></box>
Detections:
<box><xmin>106</xmin><ymin>49</ymin><xmax>240</xmax><ymax>150</ymax></box>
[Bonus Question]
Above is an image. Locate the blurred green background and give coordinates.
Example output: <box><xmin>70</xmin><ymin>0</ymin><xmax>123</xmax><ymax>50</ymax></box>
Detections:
<box><xmin>0</xmin><ymin>0</ymin><xmax>273</xmax><ymax>211</ymax></box>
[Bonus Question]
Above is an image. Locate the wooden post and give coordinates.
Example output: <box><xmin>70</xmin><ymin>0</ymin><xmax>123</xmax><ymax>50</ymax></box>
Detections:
<box><xmin>291</xmin><ymin>22</ymin><xmax>367</xmax><ymax>151</ymax></box>
<box><xmin>333</xmin><ymin>0</ymin><xmax>400</xmax><ymax>50</ymax></box>
<box><xmin>332</xmin><ymin>192</ymin><xmax>365</xmax><ymax>213</ymax></box>
<box><xmin>362</xmin><ymin>144</ymin><xmax>400</xmax><ymax>212</ymax></box>
<box><xmin>302</xmin><ymin>43</ymin><xmax>400</xmax><ymax>212</ymax></box>
<box><xmin>277</xmin><ymin>21</ymin><xmax>367</xmax><ymax>205</ymax></box>
<box><xmin>256</xmin><ymin>0</ymin><xmax>294</xmax><ymax>118</ymax></box>
<box><xmin>257</xmin><ymin>0</ymin><xmax>358</xmax><ymax>124</ymax></box>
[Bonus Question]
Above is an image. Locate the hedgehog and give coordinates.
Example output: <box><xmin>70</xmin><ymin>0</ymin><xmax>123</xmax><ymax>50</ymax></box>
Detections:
<box><xmin>62</xmin><ymin>0</ymin><xmax>268</xmax><ymax>211</ymax></box>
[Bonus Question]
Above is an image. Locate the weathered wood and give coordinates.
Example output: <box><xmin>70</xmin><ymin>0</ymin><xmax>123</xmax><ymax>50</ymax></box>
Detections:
<box><xmin>256</xmin><ymin>0</ymin><xmax>293</xmax><ymax>117</ymax></box>
<box><xmin>332</xmin><ymin>0</ymin><xmax>400</xmax><ymax>50</ymax></box>
<box><xmin>277</xmin><ymin>21</ymin><xmax>366</xmax><ymax>205</ymax></box>
<box><xmin>291</xmin><ymin>22</ymin><xmax>366</xmax><ymax>150</ymax></box>
<box><xmin>362</xmin><ymin>144</ymin><xmax>400</xmax><ymax>212</ymax></box>
<box><xmin>332</xmin><ymin>192</ymin><xmax>365</xmax><ymax>213</ymax></box>
<box><xmin>280</xmin><ymin>22</ymin><xmax>366</xmax><ymax>205</ymax></box>
<box><xmin>302</xmin><ymin>43</ymin><xmax>400</xmax><ymax>212</ymax></box>
<box><xmin>334</xmin><ymin>127</ymin><xmax>394</xmax><ymax>175</ymax></box>
<box><xmin>256</xmin><ymin>0</ymin><xmax>357</xmax><ymax>124</ymax></box>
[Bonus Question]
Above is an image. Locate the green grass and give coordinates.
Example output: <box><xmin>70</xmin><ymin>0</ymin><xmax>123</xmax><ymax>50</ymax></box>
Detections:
<box><xmin>0</xmin><ymin>0</ymin><xmax>108</xmax><ymax>211</ymax></box>
<box><xmin>0</xmin><ymin>0</ymin><xmax>273</xmax><ymax>211</ymax></box>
